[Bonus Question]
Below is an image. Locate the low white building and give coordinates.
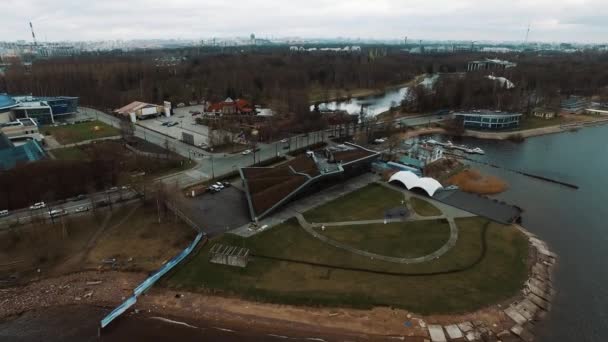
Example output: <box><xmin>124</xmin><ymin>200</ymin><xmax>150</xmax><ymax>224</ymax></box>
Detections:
<box><xmin>0</xmin><ymin>118</ymin><xmax>42</xmax><ymax>141</ymax></box>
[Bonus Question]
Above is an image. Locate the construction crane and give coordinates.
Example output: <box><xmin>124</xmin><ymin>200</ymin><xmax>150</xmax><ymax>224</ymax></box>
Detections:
<box><xmin>404</xmin><ymin>36</ymin><xmax>408</xmax><ymax>45</ymax></box>
<box><xmin>29</xmin><ymin>22</ymin><xmax>37</xmax><ymax>46</ymax></box>
<box><xmin>524</xmin><ymin>22</ymin><xmax>531</xmax><ymax>47</ymax></box>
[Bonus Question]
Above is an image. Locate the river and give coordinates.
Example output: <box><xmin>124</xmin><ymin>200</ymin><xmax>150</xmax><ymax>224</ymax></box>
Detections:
<box><xmin>314</xmin><ymin>86</ymin><xmax>409</xmax><ymax>116</ymax></box>
<box><xmin>438</xmin><ymin>124</ymin><xmax>608</xmax><ymax>342</ymax></box>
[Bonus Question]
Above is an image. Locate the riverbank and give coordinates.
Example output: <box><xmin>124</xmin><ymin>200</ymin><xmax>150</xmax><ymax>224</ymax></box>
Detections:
<box><xmin>309</xmin><ymin>76</ymin><xmax>423</xmax><ymax>104</ymax></box>
<box><xmin>1</xmin><ymin>225</ymin><xmax>556</xmax><ymax>341</ymax></box>
<box><xmin>398</xmin><ymin>115</ymin><xmax>608</xmax><ymax>142</ymax></box>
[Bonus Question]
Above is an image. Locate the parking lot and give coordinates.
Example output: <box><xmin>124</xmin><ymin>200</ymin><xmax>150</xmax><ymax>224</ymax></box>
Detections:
<box><xmin>137</xmin><ymin>110</ymin><xmax>211</xmax><ymax>147</ymax></box>
<box><xmin>176</xmin><ymin>185</ymin><xmax>251</xmax><ymax>236</ymax></box>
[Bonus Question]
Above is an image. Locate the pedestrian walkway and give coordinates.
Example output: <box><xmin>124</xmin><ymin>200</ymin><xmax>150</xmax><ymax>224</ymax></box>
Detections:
<box><xmin>230</xmin><ymin>173</ymin><xmax>380</xmax><ymax>237</ymax></box>
<box><xmin>294</xmin><ymin>212</ymin><xmax>459</xmax><ymax>264</ymax></box>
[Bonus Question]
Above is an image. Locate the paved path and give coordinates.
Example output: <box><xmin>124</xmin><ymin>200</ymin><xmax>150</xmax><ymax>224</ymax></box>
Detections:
<box><xmin>311</xmin><ymin>215</ymin><xmax>443</xmax><ymax>228</ymax></box>
<box><xmin>230</xmin><ymin>173</ymin><xmax>380</xmax><ymax>237</ymax></box>
<box><xmin>295</xmin><ymin>213</ymin><xmax>459</xmax><ymax>264</ymax></box>
<box><xmin>378</xmin><ymin>182</ymin><xmax>476</xmax><ymax>219</ymax></box>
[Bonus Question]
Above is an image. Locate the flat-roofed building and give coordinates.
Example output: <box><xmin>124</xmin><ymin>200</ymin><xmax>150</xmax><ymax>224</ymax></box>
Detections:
<box><xmin>467</xmin><ymin>58</ymin><xmax>517</xmax><ymax>72</ymax></box>
<box><xmin>0</xmin><ymin>118</ymin><xmax>42</xmax><ymax>141</ymax></box>
<box><xmin>561</xmin><ymin>96</ymin><xmax>588</xmax><ymax>114</ymax></box>
<box><xmin>533</xmin><ymin>107</ymin><xmax>556</xmax><ymax>120</ymax></box>
<box><xmin>0</xmin><ymin>132</ymin><xmax>46</xmax><ymax>170</ymax></box>
<box><xmin>453</xmin><ymin>110</ymin><xmax>523</xmax><ymax>130</ymax></box>
<box><xmin>11</xmin><ymin>95</ymin><xmax>79</xmax><ymax>125</ymax></box>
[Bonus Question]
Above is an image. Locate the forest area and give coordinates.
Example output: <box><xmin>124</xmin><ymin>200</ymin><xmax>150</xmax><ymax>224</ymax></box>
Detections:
<box><xmin>0</xmin><ymin>48</ymin><xmax>473</xmax><ymax>112</ymax></box>
<box><xmin>408</xmin><ymin>52</ymin><xmax>608</xmax><ymax>113</ymax></box>
<box><xmin>2</xmin><ymin>48</ymin><xmax>608</xmax><ymax>121</ymax></box>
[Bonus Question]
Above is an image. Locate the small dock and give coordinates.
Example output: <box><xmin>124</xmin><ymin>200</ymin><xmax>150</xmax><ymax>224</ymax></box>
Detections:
<box><xmin>426</xmin><ymin>139</ymin><xmax>485</xmax><ymax>155</ymax></box>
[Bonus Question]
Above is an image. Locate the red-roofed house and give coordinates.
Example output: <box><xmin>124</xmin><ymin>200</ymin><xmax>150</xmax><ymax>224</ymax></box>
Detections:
<box><xmin>206</xmin><ymin>97</ymin><xmax>253</xmax><ymax>116</ymax></box>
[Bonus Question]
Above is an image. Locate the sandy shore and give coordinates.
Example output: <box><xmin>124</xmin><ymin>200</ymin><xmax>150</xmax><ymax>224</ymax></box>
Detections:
<box><xmin>0</xmin><ymin>222</ymin><xmax>557</xmax><ymax>341</ymax></box>
<box><xmin>0</xmin><ymin>269</ymin><xmax>522</xmax><ymax>341</ymax></box>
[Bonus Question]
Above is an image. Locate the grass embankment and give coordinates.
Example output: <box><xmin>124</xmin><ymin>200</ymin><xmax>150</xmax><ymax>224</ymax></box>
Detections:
<box><xmin>314</xmin><ymin>220</ymin><xmax>450</xmax><ymax>258</ymax></box>
<box><xmin>166</xmin><ymin>216</ymin><xmax>528</xmax><ymax>314</ymax></box>
<box><xmin>0</xmin><ymin>203</ymin><xmax>195</xmax><ymax>281</ymax></box>
<box><xmin>51</xmin><ymin>146</ymin><xmax>90</xmax><ymax>160</ymax></box>
<box><xmin>447</xmin><ymin>168</ymin><xmax>508</xmax><ymax>195</ymax></box>
<box><xmin>304</xmin><ymin>183</ymin><xmax>403</xmax><ymax>222</ymax></box>
<box><xmin>45</xmin><ymin>121</ymin><xmax>120</xmax><ymax>145</ymax></box>
<box><xmin>86</xmin><ymin>204</ymin><xmax>195</xmax><ymax>271</ymax></box>
<box><xmin>410</xmin><ymin>197</ymin><xmax>442</xmax><ymax>217</ymax></box>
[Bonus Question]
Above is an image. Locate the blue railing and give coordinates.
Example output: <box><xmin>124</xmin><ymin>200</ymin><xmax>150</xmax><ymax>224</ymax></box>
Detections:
<box><xmin>100</xmin><ymin>232</ymin><xmax>205</xmax><ymax>329</ymax></box>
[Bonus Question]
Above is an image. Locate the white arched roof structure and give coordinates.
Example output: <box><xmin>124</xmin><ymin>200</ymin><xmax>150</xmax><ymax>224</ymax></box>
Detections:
<box><xmin>388</xmin><ymin>171</ymin><xmax>444</xmax><ymax>197</ymax></box>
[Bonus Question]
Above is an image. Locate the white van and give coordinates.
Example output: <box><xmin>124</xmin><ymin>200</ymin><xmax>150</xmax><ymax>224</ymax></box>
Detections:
<box><xmin>0</xmin><ymin>209</ymin><xmax>9</xmax><ymax>217</ymax></box>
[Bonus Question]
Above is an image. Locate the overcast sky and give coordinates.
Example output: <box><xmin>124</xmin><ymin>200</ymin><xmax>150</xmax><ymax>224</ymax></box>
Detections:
<box><xmin>2</xmin><ymin>0</ymin><xmax>607</xmax><ymax>43</ymax></box>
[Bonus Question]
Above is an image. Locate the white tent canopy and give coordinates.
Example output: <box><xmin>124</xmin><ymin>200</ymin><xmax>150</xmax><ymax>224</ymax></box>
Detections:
<box><xmin>388</xmin><ymin>171</ymin><xmax>443</xmax><ymax>197</ymax></box>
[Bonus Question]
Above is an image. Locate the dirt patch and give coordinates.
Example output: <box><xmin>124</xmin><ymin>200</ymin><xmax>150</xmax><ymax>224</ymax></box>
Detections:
<box><xmin>0</xmin><ymin>203</ymin><xmax>196</xmax><ymax>285</ymax></box>
<box><xmin>85</xmin><ymin>205</ymin><xmax>196</xmax><ymax>272</ymax></box>
<box><xmin>447</xmin><ymin>168</ymin><xmax>508</xmax><ymax>195</ymax></box>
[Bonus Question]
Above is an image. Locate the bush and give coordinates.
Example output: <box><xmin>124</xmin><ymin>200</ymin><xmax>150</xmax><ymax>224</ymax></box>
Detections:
<box><xmin>507</xmin><ymin>133</ymin><xmax>525</xmax><ymax>142</ymax></box>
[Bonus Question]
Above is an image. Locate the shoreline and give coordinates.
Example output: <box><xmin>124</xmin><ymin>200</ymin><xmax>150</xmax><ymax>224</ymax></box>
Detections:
<box><xmin>1</xmin><ymin>226</ymin><xmax>557</xmax><ymax>341</ymax></box>
<box><xmin>310</xmin><ymin>74</ymin><xmax>426</xmax><ymax>105</ymax></box>
<box><xmin>399</xmin><ymin>116</ymin><xmax>608</xmax><ymax>142</ymax></box>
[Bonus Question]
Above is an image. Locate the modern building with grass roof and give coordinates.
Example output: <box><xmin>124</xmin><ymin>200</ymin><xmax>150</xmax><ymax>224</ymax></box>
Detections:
<box><xmin>240</xmin><ymin>143</ymin><xmax>380</xmax><ymax>221</ymax></box>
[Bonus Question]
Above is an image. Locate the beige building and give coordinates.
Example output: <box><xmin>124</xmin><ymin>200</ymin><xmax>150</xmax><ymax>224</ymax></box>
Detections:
<box><xmin>533</xmin><ymin>108</ymin><xmax>556</xmax><ymax>120</ymax></box>
<box><xmin>114</xmin><ymin>101</ymin><xmax>164</xmax><ymax>120</ymax></box>
<box><xmin>0</xmin><ymin>118</ymin><xmax>42</xmax><ymax>141</ymax></box>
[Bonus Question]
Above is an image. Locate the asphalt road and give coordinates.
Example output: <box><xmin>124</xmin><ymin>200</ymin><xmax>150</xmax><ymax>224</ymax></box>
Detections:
<box><xmin>0</xmin><ymin>188</ymin><xmax>139</xmax><ymax>229</ymax></box>
<box><xmin>79</xmin><ymin>107</ymin><xmax>448</xmax><ymax>187</ymax></box>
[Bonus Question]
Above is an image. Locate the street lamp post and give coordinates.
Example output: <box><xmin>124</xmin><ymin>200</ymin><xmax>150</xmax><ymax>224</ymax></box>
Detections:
<box><xmin>210</xmin><ymin>154</ymin><xmax>215</xmax><ymax>180</ymax></box>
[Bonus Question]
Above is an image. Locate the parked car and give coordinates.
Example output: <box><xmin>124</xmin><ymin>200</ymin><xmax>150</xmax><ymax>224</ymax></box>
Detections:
<box><xmin>49</xmin><ymin>209</ymin><xmax>67</xmax><ymax>218</ymax></box>
<box><xmin>74</xmin><ymin>205</ymin><xmax>90</xmax><ymax>213</ymax></box>
<box><xmin>242</xmin><ymin>149</ymin><xmax>252</xmax><ymax>155</ymax></box>
<box><xmin>215</xmin><ymin>182</ymin><xmax>225</xmax><ymax>189</ymax></box>
<box><xmin>280</xmin><ymin>138</ymin><xmax>288</xmax><ymax>143</ymax></box>
<box><xmin>161</xmin><ymin>121</ymin><xmax>170</xmax><ymax>126</ymax></box>
<box><xmin>76</xmin><ymin>194</ymin><xmax>87</xmax><ymax>200</ymax></box>
<box><xmin>167</xmin><ymin>122</ymin><xmax>179</xmax><ymax>127</ymax></box>
<box><xmin>107</xmin><ymin>187</ymin><xmax>119</xmax><ymax>192</ymax></box>
<box><xmin>222</xmin><ymin>181</ymin><xmax>231</xmax><ymax>188</ymax></box>
<box><xmin>29</xmin><ymin>202</ymin><xmax>46</xmax><ymax>210</ymax></box>
<box><xmin>0</xmin><ymin>209</ymin><xmax>9</xmax><ymax>217</ymax></box>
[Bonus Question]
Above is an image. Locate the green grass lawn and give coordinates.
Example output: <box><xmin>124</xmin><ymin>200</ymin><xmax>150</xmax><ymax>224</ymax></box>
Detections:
<box><xmin>45</xmin><ymin>121</ymin><xmax>120</xmax><ymax>145</ymax></box>
<box><xmin>517</xmin><ymin>116</ymin><xmax>568</xmax><ymax>130</ymax></box>
<box><xmin>314</xmin><ymin>219</ymin><xmax>450</xmax><ymax>258</ymax></box>
<box><xmin>166</xmin><ymin>216</ymin><xmax>529</xmax><ymax>314</ymax></box>
<box><xmin>304</xmin><ymin>183</ymin><xmax>404</xmax><ymax>223</ymax></box>
<box><xmin>410</xmin><ymin>197</ymin><xmax>442</xmax><ymax>217</ymax></box>
<box><xmin>51</xmin><ymin>146</ymin><xmax>90</xmax><ymax>160</ymax></box>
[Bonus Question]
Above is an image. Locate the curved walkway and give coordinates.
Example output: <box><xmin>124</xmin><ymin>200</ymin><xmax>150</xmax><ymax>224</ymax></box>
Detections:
<box><xmin>294</xmin><ymin>213</ymin><xmax>458</xmax><ymax>264</ymax></box>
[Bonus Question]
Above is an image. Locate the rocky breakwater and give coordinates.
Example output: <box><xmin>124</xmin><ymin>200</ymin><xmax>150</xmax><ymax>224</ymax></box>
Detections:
<box><xmin>424</xmin><ymin>226</ymin><xmax>557</xmax><ymax>342</ymax></box>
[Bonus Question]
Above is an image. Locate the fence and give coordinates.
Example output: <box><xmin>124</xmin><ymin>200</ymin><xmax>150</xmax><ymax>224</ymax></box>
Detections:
<box><xmin>100</xmin><ymin>231</ymin><xmax>205</xmax><ymax>329</ymax></box>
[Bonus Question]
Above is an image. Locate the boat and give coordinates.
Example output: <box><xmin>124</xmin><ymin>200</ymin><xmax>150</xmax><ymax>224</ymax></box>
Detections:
<box><xmin>471</xmin><ymin>147</ymin><xmax>485</xmax><ymax>155</ymax></box>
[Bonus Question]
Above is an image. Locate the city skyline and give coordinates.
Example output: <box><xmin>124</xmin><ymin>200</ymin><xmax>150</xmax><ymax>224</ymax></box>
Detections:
<box><xmin>2</xmin><ymin>0</ymin><xmax>607</xmax><ymax>43</ymax></box>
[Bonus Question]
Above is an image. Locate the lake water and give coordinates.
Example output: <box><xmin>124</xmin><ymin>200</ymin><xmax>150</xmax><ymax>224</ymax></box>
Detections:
<box><xmin>442</xmin><ymin>125</ymin><xmax>608</xmax><ymax>342</ymax></box>
<box><xmin>314</xmin><ymin>86</ymin><xmax>409</xmax><ymax>116</ymax></box>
